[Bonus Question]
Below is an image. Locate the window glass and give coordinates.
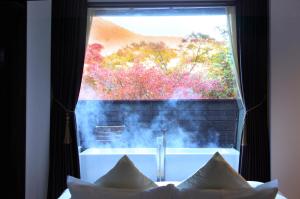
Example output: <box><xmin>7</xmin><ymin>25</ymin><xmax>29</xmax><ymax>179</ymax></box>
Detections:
<box><xmin>76</xmin><ymin>6</ymin><xmax>244</xmax><ymax>182</ymax></box>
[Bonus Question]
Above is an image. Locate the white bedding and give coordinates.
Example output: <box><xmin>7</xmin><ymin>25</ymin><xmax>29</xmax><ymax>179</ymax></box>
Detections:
<box><xmin>58</xmin><ymin>181</ymin><xmax>287</xmax><ymax>199</ymax></box>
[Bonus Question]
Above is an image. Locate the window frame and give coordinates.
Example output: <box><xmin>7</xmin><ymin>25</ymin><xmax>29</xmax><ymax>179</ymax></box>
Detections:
<box><xmin>78</xmin><ymin>0</ymin><xmax>242</xmax><ymax>148</ymax></box>
<box><xmin>88</xmin><ymin>0</ymin><xmax>236</xmax><ymax>8</ymax></box>
<box><xmin>77</xmin><ymin>0</ymin><xmax>244</xmax><ymax>182</ymax></box>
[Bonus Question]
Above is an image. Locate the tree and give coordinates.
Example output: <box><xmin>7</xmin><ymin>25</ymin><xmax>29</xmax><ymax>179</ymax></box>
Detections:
<box><xmin>79</xmin><ymin>33</ymin><xmax>237</xmax><ymax>100</ymax></box>
<box><xmin>102</xmin><ymin>41</ymin><xmax>177</xmax><ymax>71</ymax></box>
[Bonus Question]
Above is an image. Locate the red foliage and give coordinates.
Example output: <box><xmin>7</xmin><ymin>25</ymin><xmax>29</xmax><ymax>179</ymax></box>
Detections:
<box><xmin>84</xmin><ymin>43</ymin><xmax>104</xmax><ymax>65</ymax></box>
<box><xmin>79</xmin><ymin>43</ymin><xmax>224</xmax><ymax>100</ymax></box>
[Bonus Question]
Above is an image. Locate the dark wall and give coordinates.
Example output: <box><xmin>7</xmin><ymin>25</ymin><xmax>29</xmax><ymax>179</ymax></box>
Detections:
<box><xmin>0</xmin><ymin>1</ymin><xmax>26</xmax><ymax>198</ymax></box>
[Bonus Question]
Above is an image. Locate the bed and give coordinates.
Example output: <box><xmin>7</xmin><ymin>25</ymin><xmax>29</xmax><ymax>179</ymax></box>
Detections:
<box><xmin>59</xmin><ymin>153</ymin><xmax>286</xmax><ymax>199</ymax></box>
<box><xmin>58</xmin><ymin>181</ymin><xmax>287</xmax><ymax>199</ymax></box>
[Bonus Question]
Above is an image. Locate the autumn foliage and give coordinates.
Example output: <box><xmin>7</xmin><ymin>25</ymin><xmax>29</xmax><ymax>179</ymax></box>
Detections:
<box><xmin>79</xmin><ymin>33</ymin><xmax>237</xmax><ymax>100</ymax></box>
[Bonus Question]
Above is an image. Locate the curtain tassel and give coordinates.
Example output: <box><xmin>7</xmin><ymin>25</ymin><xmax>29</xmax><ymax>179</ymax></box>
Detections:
<box><xmin>64</xmin><ymin>112</ymin><xmax>72</xmax><ymax>144</ymax></box>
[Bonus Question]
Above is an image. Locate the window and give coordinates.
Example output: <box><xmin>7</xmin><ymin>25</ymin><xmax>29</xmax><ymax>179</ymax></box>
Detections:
<box><xmin>76</xmin><ymin>3</ymin><xmax>244</xmax><ymax>182</ymax></box>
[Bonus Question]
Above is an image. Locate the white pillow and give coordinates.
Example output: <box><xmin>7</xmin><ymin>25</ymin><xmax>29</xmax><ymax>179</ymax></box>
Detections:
<box><xmin>67</xmin><ymin>176</ymin><xmax>139</xmax><ymax>199</ymax></box>
<box><xmin>131</xmin><ymin>184</ymin><xmax>177</xmax><ymax>199</ymax></box>
<box><xmin>67</xmin><ymin>176</ymin><xmax>175</xmax><ymax>199</ymax></box>
<box><xmin>95</xmin><ymin>155</ymin><xmax>157</xmax><ymax>190</ymax></box>
<box><xmin>177</xmin><ymin>152</ymin><xmax>251</xmax><ymax>189</ymax></box>
<box><xmin>175</xmin><ymin>180</ymin><xmax>278</xmax><ymax>199</ymax></box>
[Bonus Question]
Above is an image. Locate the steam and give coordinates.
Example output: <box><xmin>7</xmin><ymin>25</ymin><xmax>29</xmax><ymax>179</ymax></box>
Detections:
<box><xmin>75</xmin><ymin>87</ymin><xmax>220</xmax><ymax>149</ymax></box>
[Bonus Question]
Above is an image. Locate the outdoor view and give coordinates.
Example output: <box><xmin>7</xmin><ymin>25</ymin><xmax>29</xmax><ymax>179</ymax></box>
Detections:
<box><xmin>79</xmin><ymin>14</ymin><xmax>237</xmax><ymax>100</ymax></box>
<box><xmin>76</xmin><ymin>8</ymin><xmax>242</xmax><ymax>182</ymax></box>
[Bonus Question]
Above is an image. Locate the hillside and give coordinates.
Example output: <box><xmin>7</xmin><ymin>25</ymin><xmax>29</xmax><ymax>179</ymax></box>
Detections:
<box><xmin>88</xmin><ymin>17</ymin><xmax>183</xmax><ymax>55</ymax></box>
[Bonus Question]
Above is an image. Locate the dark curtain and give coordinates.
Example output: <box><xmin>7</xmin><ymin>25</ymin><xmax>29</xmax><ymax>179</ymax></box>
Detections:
<box><xmin>1</xmin><ymin>1</ymin><xmax>26</xmax><ymax>198</ymax></box>
<box><xmin>47</xmin><ymin>0</ymin><xmax>87</xmax><ymax>198</ymax></box>
<box><xmin>236</xmin><ymin>0</ymin><xmax>270</xmax><ymax>181</ymax></box>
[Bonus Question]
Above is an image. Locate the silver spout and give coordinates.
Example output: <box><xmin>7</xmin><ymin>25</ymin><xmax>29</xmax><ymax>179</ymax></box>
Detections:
<box><xmin>156</xmin><ymin>129</ymin><xmax>166</xmax><ymax>181</ymax></box>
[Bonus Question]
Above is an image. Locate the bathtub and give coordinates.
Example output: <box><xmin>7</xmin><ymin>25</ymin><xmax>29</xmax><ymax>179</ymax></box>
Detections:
<box><xmin>79</xmin><ymin>148</ymin><xmax>239</xmax><ymax>182</ymax></box>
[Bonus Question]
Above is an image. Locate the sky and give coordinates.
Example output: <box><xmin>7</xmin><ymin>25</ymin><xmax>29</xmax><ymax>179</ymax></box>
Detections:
<box><xmin>101</xmin><ymin>15</ymin><xmax>228</xmax><ymax>41</ymax></box>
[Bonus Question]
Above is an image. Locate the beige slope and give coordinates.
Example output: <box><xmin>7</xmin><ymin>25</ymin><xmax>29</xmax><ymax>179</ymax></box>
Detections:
<box><xmin>88</xmin><ymin>17</ymin><xmax>183</xmax><ymax>55</ymax></box>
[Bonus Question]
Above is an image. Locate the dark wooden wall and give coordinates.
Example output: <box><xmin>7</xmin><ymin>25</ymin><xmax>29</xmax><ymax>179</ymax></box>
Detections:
<box><xmin>77</xmin><ymin>100</ymin><xmax>240</xmax><ymax>149</ymax></box>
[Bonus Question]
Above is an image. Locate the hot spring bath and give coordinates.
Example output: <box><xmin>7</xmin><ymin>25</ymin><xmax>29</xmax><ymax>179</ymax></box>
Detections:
<box><xmin>79</xmin><ymin>147</ymin><xmax>239</xmax><ymax>182</ymax></box>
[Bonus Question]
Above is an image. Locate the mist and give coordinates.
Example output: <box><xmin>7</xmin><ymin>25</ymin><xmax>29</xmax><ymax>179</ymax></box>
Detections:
<box><xmin>75</xmin><ymin>88</ymin><xmax>221</xmax><ymax>149</ymax></box>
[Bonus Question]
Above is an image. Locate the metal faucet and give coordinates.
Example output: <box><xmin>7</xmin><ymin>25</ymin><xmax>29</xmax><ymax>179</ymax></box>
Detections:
<box><xmin>156</xmin><ymin>128</ymin><xmax>167</xmax><ymax>181</ymax></box>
